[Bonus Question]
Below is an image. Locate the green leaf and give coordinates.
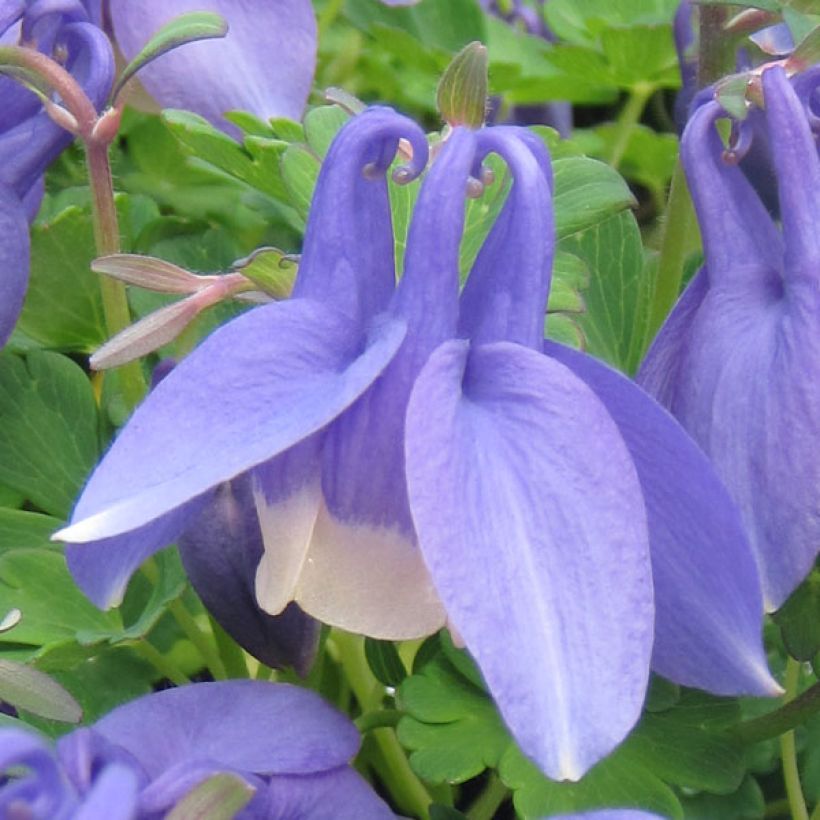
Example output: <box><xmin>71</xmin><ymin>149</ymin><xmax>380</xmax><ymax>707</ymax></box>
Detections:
<box><xmin>0</xmin><ymin>549</ymin><xmax>121</xmax><ymax>649</ymax></box>
<box><xmin>365</xmin><ymin>638</ymin><xmax>407</xmax><ymax>687</ymax></box>
<box><xmin>166</xmin><ymin>773</ymin><xmax>255</xmax><ymax>820</ymax></box>
<box><xmin>230</xmin><ymin>247</ymin><xmax>297</xmax><ymax>298</ymax></box>
<box><xmin>162</xmin><ymin>109</ymin><xmax>291</xmax><ymax>203</ymax></box>
<box><xmin>553</xmin><ymin>157</ymin><xmax>637</xmax><ymax>239</ymax></box>
<box><xmin>118</xmin><ymin>548</ymin><xmax>187</xmax><ymax>642</ymax></box>
<box><xmin>0</xmin><ymin>509</ymin><xmax>61</xmax><ymax>553</ymax></box>
<box><xmin>346</xmin><ymin>0</ymin><xmax>487</xmax><ymax>54</ymax></box>
<box><xmin>112</xmin><ymin>12</ymin><xmax>228</xmax><ymax>104</ymax></box>
<box><xmin>501</xmin><ymin>743</ymin><xmax>683</xmax><ymax>819</ymax></box>
<box><xmin>280</xmin><ymin>144</ymin><xmax>319</xmax><ymax>223</ymax></box>
<box><xmin>0</xmin><ymin>352</ymin><xmax>99</xmax><ymax>517</ymax></box>
<box><xmin>29</xmin><ymin>647</ymin><xmax>156</xmax><ymax>732</ymax></box>
<box><xmin>0</xmin><ymin>659</ymin><xmax>82</xmax><ymax>722</ymax></box>
<box><xmin>303</xmin><ymin>106</ymin><xmax>350</xmax><ymax>158</ymax></box>
<box><xmin>599</xmin><ymin>25</ymin><xmax>678</xmax><ymax>87</ymax></box>
<box><xmin>622</xmin><ymin>690</ymin><xmax>745</xmax><ymax>794</ymax></box>
<box><xmin>773</xmin><ymin>570</ymin><xmax>820</xmax><ymax>661</ymax></box>
<box><xmin>20</xmin><ymin>205</ymin><xmax>107</xmax><ymax>350</ymax></box>
<box><xmin>681</xmin><ymin>775</ymin><xmax>766</xmax><ymax>819</ymax></box>
<box><xmin>559</xmin><ymin>209</ymin><xmax>652</xmax><ymax>373</ymax></box>
<box><xmin>397</xmin><ymin>654</ymin><xmax>511</xmax><ymax>784</ymax></box>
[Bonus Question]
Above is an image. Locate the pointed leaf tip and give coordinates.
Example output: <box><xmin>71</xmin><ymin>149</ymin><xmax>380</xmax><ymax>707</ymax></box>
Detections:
<box><xmin>437</xmin><ymin>42</ymin><xmax>488</xmax><ymax>129</ymax></box>
<box><xmin>111</xmin><ymin>11</ymin><xmax>229</xmax><ymax>105</ymax></box>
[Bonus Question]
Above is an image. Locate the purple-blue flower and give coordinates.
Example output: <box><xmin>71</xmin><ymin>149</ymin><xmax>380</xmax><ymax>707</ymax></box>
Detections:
<box><xmin>0</xmin><ymin>0</ymin><xmax>114</xmax><ymax>347</ymax></box>
<box><xmin>109</xmin><ymin>0</ymin><xmax>317</xmax><ymax>134</ymax></box>
<box><xmin>639</xmin><ymin>65</ymin><xmax>820</xmax><ymax>611</ymax></box>
<box><xmin>57</xmin><ymin>107</ymin><xmax>777</xmax><ymax>781</ymax></box>
<box><xmin>0</xmin><ymin>681</ymin><xmax>393</xmax><ymax>818</ymax></box>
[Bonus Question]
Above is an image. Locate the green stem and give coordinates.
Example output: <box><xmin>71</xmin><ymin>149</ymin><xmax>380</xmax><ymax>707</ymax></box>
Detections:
<box><xmin>781</xmin><ymin>659</ymin><xmax>809</xmax><ymax>820</ymax></box>
<box><xmin>318</xmin><ymin>0</ymin><xmax>345</xmax><ymax>37</ymax></box>
<box><xmin>465</xmin><ymin>772</ymin><xmax>509</xmax><ymax>820</ymax></box>
<box><xmin>732</xmin><ymin>679</ymin><xmax>820</xmax><ymax>745</ymax></box>
<box><xmin>85</xmin><ymin>141</ymin><xmax>146</xmax><ymax>409</ymax></box>
<box><xmin>811</xmin><ymin>800</ymin><xmax>820</xmax><ymax>820</ymax></box>
<box><xmin>644</xmin><ymin>160</ymin><xmax>700</xmax><ymax>348</ymax></box>
<box><xmin>355</xmin><ymin>709</ymin><xmax>403</xmax><ymax>733</ymax></box>
<box><xmin>606</xmin><ymin>83</ymin><xmax>653</xmax><ymax>170</ymax></box>
<box><xmin>333</xmin><ymin>631</ymin><xmax>432</xmax><ymax>819</ymax></box>
<box><xmin>133</xmin><ymin>640</ymin><xmax>192</xmax><ymax>686</ymax></box>
<box><xmin>208</xmin><ymin>615</ymin><xmax>250</xmax><ymax>679</ymax></box>
<box><xmin>764</xmin><ymin>797</ymin><xmax>791</xmax><ymax>818</ymax></box>
<box><xmin>168</xmin><ymin>600</ymin><xmax>227</xmax><ymax>681</ymax></box>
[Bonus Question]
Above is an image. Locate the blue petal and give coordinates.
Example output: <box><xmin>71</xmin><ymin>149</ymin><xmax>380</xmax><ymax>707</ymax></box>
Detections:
<box><xmin>0</xmin><ymin>184</ymin><xmax>29</xmax><ymax>347</ymax></box>
<box><xmin>56</xmin><ymin>300</ymin><xmax>406</xmax><ymax>545</ymax></box>
<box><xmin>681</xmin><ymin>99</ymin><xmax>782</xmax><ymax>285</ymax></box>
<box><xmin>459</xmin><ymin>126</ymin><xmax>554</xmax><ymax>349</ymax></box>
<box><xmin>258</xmin><ymin>767</ymin><xmax>395</xmax><ymax>819</ymax></box>
<box><xmin>66</xmin><ymin>496</ymin><xmax>210</xmax><ymax>609</ymax></box>
<box><xmin>406</xmin><ymin>339</ymin><xmax>654</xmax><ymax>781</ymax></box>
<box><xmin>293</xmin><ymin>107</ymin><xmax>428</xmax><ymax>322</ymax></box>
<box><xmin>91</xmin><ymin>681</ymin><xmax>359</xmax><ymax>777</ymax></box>
<box><xmin>178</xmin><ymin>475</ymin><xmax>320</xmax><ymax>675</ymax></box>
<box><xmin>547</xmin><ymin>341</ymin><xmax>778</xmax><ymax>695</ymax></box>
<box><xmin>110</xmin><ymin>0</ymin><xmax>317</xmax><ymax>132</ymax></box>
<box><xmin>762</xmin><ymin>67</ymin><xmax>820</xmax><ymax>282</ymax></box>
<box><xmin>74</xmin><ymin>763</ymin><xmax>139</xmax><ymax>820</ymax></box>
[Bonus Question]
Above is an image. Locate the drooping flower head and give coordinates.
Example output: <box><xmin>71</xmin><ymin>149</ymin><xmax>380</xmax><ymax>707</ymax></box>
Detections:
<box><xmin>0</xmin><ymin>681</ymin><xmax>394</xmax><ymax>818</ymax></box>
<box><xmin>639</xmin><ymin>65</ymin><xmax>820</xmax><ymax>610</ymax></box>
<box><xmin>0</xmin><ymin>0</ymin><xmax>114</xmax><ymax>346</ymax></box>
<box><xmin>58</xmin><ymin>105</ymin><xmax>777</xmax><ymax>783</ymax></box>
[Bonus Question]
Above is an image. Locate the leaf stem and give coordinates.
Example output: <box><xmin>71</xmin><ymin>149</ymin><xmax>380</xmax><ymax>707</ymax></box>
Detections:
<box><xmin>168</xmin><ymin>599</ymin><xmax>227</xmax><ymax>681</ymax></box>
<box><xmin>644</xmin><ymin>160</ymin><xmax>700</xmax><ymax>348</ymax></box>
<box><xmin>781</xmin><ymin>659</ymin><xmax>809</xmax><ymax>820</ymax></box>
<box><xmin>355</xmin><ymin>708</ymin><xmax>403</xmax><ymax>733</ymax></box>
<box><xmin>208</xmin><ymin>615</ymin><xmax>250</xmax><ymax>679</ymax></box>
<box><xmin>731</xmin><ymin>679</ymin><xmax>820</xmax><ymax>745</ymax></box>
<box><xmin>333</xmin><ymin>630</ymin><xmax>432</xmax><ymax>819</ymax></box>
<box><xmin>132</xmin><ymin>640</ymin><xmax>191</xmax><ymax>686</ymax></box>
<box><xmin>84</xmin><ymin>141</ymin><xmax>147</xmax><ymax>408</ymax></box>
<box><xmin>465</xmin><ymin>772</ymin><xmax>509</xmax><ymax>820</ymax></box>
<box><xmin>606</xmin><ymin>83</ymin><xmax>653</xmax><ymax>170</ymax></box>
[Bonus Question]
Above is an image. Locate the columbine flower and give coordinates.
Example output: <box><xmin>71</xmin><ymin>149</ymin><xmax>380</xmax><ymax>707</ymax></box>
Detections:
<box><xmin>0</xmin><ymin>0</ymin><xmax>114</xmax><ymax>346</ymax></box>
<box><xmin>109</xmin><ymin>0</ymin><xmax>317</xmax><ymax>135</ymax></box>
<box><xmin>0</xmin><ymin>681</ymin><xmax>393</xmax><ymax>818</ymax></box>
<box><xmin>58</xmin><ymin>107</ymin><xmax>777</xmax><ymax>781</ymax></box>
<box><xmin>639</xmin><ymin>65</ymin><xmax>820</xmax><ymax>611</ymax></box>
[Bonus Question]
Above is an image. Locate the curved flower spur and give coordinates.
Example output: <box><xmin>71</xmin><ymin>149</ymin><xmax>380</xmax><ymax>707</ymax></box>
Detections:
<box><xmin>639</xmin><ymin>65</ymin><xmax>820</xmax><ymax>612</ymax></box>
<box><xmin>58</xmin><ymin>107</ymin><xmax>777</xmax><ymax>783</ymax></box>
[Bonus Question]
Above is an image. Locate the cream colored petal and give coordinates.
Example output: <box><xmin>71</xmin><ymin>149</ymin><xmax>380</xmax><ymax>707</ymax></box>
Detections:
<box><xmin>295</xmin><ymin>502</ymin><xmax>447</xmax><ymax>640</ymax></box>
<box><xmin>254</xmin><ymin>480</ymin><xmax>322</xmax><ymax>615</ymax></box>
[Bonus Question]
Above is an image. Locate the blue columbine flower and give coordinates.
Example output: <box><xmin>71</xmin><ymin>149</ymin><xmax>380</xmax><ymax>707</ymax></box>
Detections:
<box><xmin>0</xmin><ymin>681</ymin><xmax>394</xmax><ymax>818</ymax></box>
<box><xmin>0</xmin><ymin>0</ymin><xmax>114</xmax><ymax>346</ymax></box>
<box><xmin>639</xmin><ymin>65</ymin><xmax>820</xmax><ymax>611</ymax></box>
<box><xmin>58</xmin><ymin>107</ymin><xmax>777</xmax><ymax>781</ymax></box>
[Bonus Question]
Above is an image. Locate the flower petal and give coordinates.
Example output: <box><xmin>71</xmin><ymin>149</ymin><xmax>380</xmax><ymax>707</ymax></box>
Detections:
<box><xmin>56</xmin><ymin>299</ymin><xmax>406</xmax><ymax>544</ymax></box>
<box><xmin>0</xmin><ymin>184</ymin><xmax>29</xmax><ymax>347</ymax></box>
<box><xmin>74</xmin><ymin>763</ymin><xmax>139</xmax><ymax>820</ymax></box>
<box><xmin>293</xmin><ymin>107</ymin><xmax>428</xmax><ymax>322</ymax></box>
<box><xmin>66</xmin><ymin>497</ymin><xmax>210</xmax><ymax>609</ymax></box>
<box><xmin>762</xmin><ymin>67</ymin><xmax>820</xmax><ymax>279</ymax></box>
<box><xmin>406</xmin><ymin>339</ymin><xmax>654</xmax><ymax>781</ymax></box>
<box><xmin>92</xmin><ymin>681</ymin><xmax>359</xmax><ymax>776</ymax></box>
<box><xmin>459</xmin><ymin>126</ymin><xmax>554</xmax><ymax>349</ymax></box>
<box><xmin>178</xmin><ymin>476</ymin><xmax>320</xmax><ymax>675</ymax></box>
<box><xmin>260</xmin><ymin>766</ymin><xmax>394</xmax><ymax>819</ymax></box>
<box><xmin>681</xmin><ymin>99</ymin><xmax>782</xmax><ymax>285</ymax></box>
<box><xmin>110</xmin><ymin>0</ymin><xmax>317</xmax><ymax>131</ymax></box>
<box><xmin>547</xmin><ymin>341</ymin><xmax>778</xmax><ymax>695</ymax></box>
